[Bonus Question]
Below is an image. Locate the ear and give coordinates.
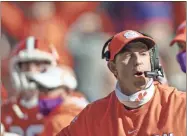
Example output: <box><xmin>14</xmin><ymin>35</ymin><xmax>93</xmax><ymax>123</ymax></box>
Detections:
<box><xmin>107</xmin><ymin>61</ymin><xmax>118</xmax><ymax>77</ymax></box>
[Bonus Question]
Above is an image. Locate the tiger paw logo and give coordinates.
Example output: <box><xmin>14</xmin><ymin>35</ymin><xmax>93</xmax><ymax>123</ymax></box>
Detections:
<box><xmin>135</xmin><ymin>92</ymin><xmax>147</xmax><ymax>101</ymax></box>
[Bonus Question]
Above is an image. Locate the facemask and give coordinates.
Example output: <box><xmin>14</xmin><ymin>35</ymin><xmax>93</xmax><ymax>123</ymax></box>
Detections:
<box><xmin>27</xmin><ymin>66</ymin><xmax>77</xmax><ymax>90</ymax></box>
<box><xmin>115</xmin><ymin>78</ymin><xmax>155</xmax><ymax>108</ymax></box>
<box><xmin>177</xmin><ymin>51</ymin><xmax>186</xmax><ymax>73</ymax></box>
<box><xmin>39</xmin><ymin>97</ymin><xmax>63</xmax><ymax>116</ymax></box>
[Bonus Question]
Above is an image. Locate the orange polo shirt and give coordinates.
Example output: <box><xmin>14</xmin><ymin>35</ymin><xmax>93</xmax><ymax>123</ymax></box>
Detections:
<box><xmin>57</xmin><ymin>82</ymin><xmax>186</xmax><ymax>136</ymax></box>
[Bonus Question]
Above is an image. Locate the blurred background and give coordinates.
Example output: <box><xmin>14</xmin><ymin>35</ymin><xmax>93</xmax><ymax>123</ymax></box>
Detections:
<box><xmin>1</xmin><ymin>1</ymin><xmax>186</xmax><ymax>102</ymax></box>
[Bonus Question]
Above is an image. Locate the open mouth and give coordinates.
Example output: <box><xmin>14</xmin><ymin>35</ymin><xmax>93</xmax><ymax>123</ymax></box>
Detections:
<box><xmin>134</xmin><ymin>71</ymin><xmax>144</xmax><ymax>76</ymax></box>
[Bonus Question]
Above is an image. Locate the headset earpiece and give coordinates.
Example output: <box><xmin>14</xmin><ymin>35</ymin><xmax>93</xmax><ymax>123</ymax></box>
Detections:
<box><xmin>148</xmin><ymin>44</ymin><xmax>164</xmax><ymax>78</ymax></box>
<box><xmin>102</xmin><ymin>36</ymin><xmax>114</xmax><ymax>61</ymax></box>
<box><xmin>104</xmin><ymin>51</ymin><xmax>110</xmax><ymax>61</ymax></box>
<box><xmin>149</xmin><ymin>49</ymin><xmax>155</xmax><ymax>71</ymax></box>
<box><xmin>151</xmin><ymin>45</ymin><xmax>161</xmax><ymax>71</ymax></box>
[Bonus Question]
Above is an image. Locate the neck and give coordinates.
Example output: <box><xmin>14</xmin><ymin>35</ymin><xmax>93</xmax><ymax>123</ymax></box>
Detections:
<box><xmin>115</xmin><ymin>78</ymin><xmax>155</xmax><ymax>109</ymax></box>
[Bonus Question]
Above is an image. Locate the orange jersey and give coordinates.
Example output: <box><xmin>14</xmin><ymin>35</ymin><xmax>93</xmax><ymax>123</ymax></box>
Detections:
<box><xmin>1</xmin><ymin>99</ymin><xmax>44</xmax><ymax>136</ymax></box>
<box><xmin>40</xmin><ymin>91</ymin><xmax>89</xmax><ymax>136</ymax></box>
<box><xmin>57</xmin><ymin>82</ymin><xmax>186</xmax><ymax>136</ymax></box>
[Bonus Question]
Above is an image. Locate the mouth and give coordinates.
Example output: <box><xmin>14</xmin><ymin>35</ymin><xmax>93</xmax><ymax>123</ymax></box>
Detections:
<box><xmin>134</xmin><ymin>71</ymin><xmax>144</xmax><ymax>77</ymax></box>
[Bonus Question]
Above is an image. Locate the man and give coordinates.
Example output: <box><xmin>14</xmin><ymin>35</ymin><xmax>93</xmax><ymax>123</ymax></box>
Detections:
<box><xmin>2</xmin><ymin>36</ymin><xmax>88</xmax><ymax>136</ymax></box>
<box><xmin>1</xmin><ymin>36</ymin><xmax>58</xmax><ymax>136</ymax></box>
<box><xmin>27</xmin><ymin>65</ymin><xmax>89</xmax><ymax>136</ymax></box>
<box><xmin>170</xmin><ymin>20</ymin><xmax>186</xmax><ymax>73</ymax></box>
<box><xmin>57</xmin><ymin>30</ymin><xmax>186</xmax><ymax>136</ymax></box>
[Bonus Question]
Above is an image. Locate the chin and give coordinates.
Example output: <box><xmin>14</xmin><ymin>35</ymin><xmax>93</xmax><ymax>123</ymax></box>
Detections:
<box><xmin>134</xmin><ymin>78</ymin><xmax>147</xmax><ymax>90</ymax></box>
<box><xmin>134</xmin><ymin>85</ymin><xmax>146</xmax><ymax>91</ymax></box>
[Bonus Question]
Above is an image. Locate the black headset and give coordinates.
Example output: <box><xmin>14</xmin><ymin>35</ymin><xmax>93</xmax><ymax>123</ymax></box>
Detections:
<box><xmin>101</xmin><ymin>31</ymin><xmax>164</xmax><ymax>79</ymax></box>
<box><xmin>102</xmin><ymin>36</ymin><xmax>114</xmax><ymax>61</ymax></box>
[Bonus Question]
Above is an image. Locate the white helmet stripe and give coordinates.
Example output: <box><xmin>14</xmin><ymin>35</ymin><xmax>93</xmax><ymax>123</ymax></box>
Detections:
<box><xmin>26</xmin><ymin>36</ymin><xmax>36</xmax><ymax>51</ymax></box>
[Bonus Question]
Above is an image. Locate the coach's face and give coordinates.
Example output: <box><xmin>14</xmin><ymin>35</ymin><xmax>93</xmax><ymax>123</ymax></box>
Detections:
<box><xmin>108</xmin><ymin>41</ymin><xmax>152</xmax><ymax>95</ymax></box>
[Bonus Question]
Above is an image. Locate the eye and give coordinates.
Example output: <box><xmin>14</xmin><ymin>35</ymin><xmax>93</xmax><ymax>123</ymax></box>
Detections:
<box><xmin>39</xmin><ymin>64</ymin><xmax>50</xmax><ymax>71</ymax></box>
<box><xmin>124</xmin><ymin>52</ymin><xmax>132</xmax><ymax>57</ymax></box>
<box><xmin>140</xmin><ymin>52</ymin><xmax>147</xmax><ymax>56</ymax></box>
<box><xmin>139</xmin><ymin>50</ymin><xmax>148</xmax><ymax>56</ymax></box>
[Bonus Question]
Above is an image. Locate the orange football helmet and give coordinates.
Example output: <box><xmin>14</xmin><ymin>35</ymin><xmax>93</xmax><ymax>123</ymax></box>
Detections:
<box><xmin>9</xmin><ymin>36</ymin><xmax>60</xmax><ymax>91</ymax></box>
<box><xmin>170</xmin><ymin>20</ymin><xmax>186</xmax><ymax>46</ymax></box>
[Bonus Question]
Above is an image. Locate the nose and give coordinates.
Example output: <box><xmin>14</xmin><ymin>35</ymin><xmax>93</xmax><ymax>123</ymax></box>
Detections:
<box><xmin>133</xmin><ymin>53</ymin><xmax>143</xmax><ymax>67</ymax></box>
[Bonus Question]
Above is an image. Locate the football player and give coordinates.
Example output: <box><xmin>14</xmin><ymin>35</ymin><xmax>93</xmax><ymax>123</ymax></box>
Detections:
<box><xmin>170</xmin><ymin>20</ymin><xmax>186</xmax><ymax>73</ymax></box>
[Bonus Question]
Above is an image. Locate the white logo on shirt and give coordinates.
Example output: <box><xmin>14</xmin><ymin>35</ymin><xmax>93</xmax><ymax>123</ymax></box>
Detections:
<box><xmin>128</xmin><ymin>129</ymin><xmax>138</xmax><ymax>134</ymax></box>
